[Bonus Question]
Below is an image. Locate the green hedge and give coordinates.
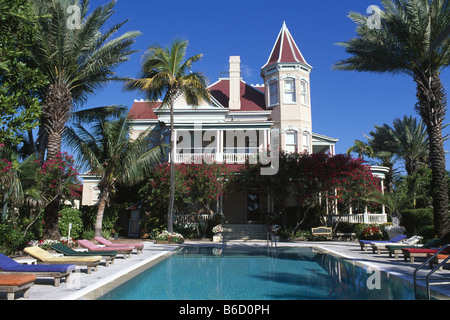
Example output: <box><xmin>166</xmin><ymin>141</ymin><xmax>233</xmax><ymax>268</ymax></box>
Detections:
<box><xmin>401</xmin><ymin>208</ymin><xmax>434</xmax><ymax>239</ymax></box>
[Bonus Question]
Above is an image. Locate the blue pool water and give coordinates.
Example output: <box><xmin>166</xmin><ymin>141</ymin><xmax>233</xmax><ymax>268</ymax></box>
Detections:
<box><xmin>98</xmin><ymin>246</ymin><xmax>416</xmax><ymax>300</ymax></box>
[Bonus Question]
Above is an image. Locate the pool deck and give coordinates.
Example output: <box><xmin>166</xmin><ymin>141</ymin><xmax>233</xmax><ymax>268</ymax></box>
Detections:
<box><xmin>3</xmin><ymin>239</ymin><xmax>450</xmax><ymax>300</ymax></box>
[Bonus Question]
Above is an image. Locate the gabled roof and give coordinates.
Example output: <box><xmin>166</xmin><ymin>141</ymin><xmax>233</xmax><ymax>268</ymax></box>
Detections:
<box><xmin>127</xmin><ymin>80</ymin><xmax>267</xmax><ymax>120</ymax></box>
<box><xmin>208</xmin><ymin>79</ymin><xmax>266</xmax><ymax>111</ymax></box>
<box><xmin>262</xmin><ymin>22</ymin><xmax>311</xmax><ymax>70</ymax></box>
<box><xmin>127</xmin><ymin>100</ymin><xmax>161</xmax><ymax>120</ymax></box>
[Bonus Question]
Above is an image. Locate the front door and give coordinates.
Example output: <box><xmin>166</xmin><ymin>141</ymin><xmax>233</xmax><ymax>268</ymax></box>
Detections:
<box><xmin>247</xmin><ymin>192</ymin><xmax>260</xmax><ymax>222</ymax></box>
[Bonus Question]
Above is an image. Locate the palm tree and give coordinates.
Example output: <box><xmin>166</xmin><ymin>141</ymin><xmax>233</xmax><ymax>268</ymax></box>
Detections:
<box><xmin>30</xmin><ymin>0</ymin><xmax>140</xmax><ymax>162</ymax></box>
<box><xmin>0</xmin><ymin>146</ymin><xmax>38</xmax><ymax>222</ymax></box>
<box><xmin>124</xmin><ymin>39</ymin><xmax>211</xmax><ymax>233</ymax></box>
<box><xmin>369</xmin><ymin>116</ymin><xmax>429</xmax><ymax>175</ymax></box>
<box><xmin>334</xmin><ymin>0</ymin><xmax>450</xmax><ymax>237</ymax></box>
<box><xmin>347</xmin><ymin>140</ymin><xmax>374</xmax><ymax>159</ymax></box>
<box><xmin>64</xmin><ymin>115</ymin><xmax>163</xmax><ymax>237</ymax></box>
<box><xmin>30</xmin><ymin>0</ymin><xmax>141</xmax><ymax>238</ymax></box>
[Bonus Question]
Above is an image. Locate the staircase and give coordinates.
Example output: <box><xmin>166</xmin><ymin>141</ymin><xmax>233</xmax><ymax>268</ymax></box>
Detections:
<box><xmin>223</xmin><ymin>224</ymin><xmax>268</xmax><ymax>241</ymax></box>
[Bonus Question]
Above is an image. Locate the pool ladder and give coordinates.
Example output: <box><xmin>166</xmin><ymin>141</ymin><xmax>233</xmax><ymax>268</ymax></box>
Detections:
<box><xmin>267</xmin><ymin>231</ymin><xmax>278</xmax><ymax>256</ymax></box>
<box><xmin>413</xmin><ymin>244</ymin><xmax>450</xmax><ymax>300</ymax></box>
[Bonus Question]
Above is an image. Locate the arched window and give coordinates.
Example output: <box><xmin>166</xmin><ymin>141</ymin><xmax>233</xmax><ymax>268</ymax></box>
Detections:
<box><xmin>300</xmin><ymin>80</ymin><xmax>309</xmax><ymax>105</ymax></box>
<box><xmin>302</xmin><ymin>131</ymin><xmax>310</xmax><ymax>151</ymax></box>
<box><xmin>283</xmin><ymin>78</ymin><xmax>296</xmax><ymax>103</ymax></box>
<box><xmin>285</xmin><ymin>131</ymin><xmax>297</xmax><ymax>153</ymax></box>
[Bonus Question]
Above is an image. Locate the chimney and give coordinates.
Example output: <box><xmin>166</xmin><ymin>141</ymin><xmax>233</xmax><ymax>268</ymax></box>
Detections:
<box><xmin>229</xmin><ymin>56</ymin><xmax>241</xmax><ymax>110</ymax></box>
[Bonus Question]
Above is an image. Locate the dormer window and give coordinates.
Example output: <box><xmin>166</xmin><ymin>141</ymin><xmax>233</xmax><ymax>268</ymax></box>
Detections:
<box><xmin>300</xmin><ymin>80</ymin><xmax>309</xmax><ymax>105</ymax></box>
<box><xmin>284</xmin><ymin>78</ymin><xmax>296</xmax><ymax>104</ymax></box>
<box><xmin>269</xmin><ymin>80</ymin><xmax>278</xmax><ymax>106</ymax></box>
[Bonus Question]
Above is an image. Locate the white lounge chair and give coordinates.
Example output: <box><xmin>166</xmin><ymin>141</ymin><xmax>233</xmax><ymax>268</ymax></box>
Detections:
<box><xmin>370</xmin><ymin>235</ymin><xmax>422</xmax><ymax>254</ymax></box>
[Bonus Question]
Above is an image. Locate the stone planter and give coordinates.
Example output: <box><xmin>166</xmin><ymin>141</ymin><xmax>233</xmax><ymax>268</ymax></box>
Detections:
<box><xmin>213</xmin><ymin>233</ymin><xmax>223</xmax><ymax>242</ymax></box>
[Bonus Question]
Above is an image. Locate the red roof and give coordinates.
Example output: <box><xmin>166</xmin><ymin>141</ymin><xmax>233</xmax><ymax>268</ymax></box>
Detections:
<box><xmin>209</xmin><ymin>80</ymin><xmax>266</xmax><ymax>111</ymax></box>
<box><xmin>262</xmin><ymin>22</ymin><xmax>310</xmax><ymax>69</ymax></box>
<box><xmin>128</xmin><ymin>81</ymin><xmax>266</xmax><ymax>120</ymax></box>
<box><xmin>127</xmin><ymin>101</ymin><xmax>161</xmax><ymax>120</ymax></box>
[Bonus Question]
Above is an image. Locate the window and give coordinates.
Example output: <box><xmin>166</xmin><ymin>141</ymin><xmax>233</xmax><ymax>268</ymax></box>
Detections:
<box><xmin>303</xmin><ymin>131</ymin><xmax>310</xmax><ymax>151</ymax></box>
<box><xmin>300</xmin><ymin>80</ymin><xmax>309</xmax><ymax>105</ymax></box>
<box><xmin>285</xmin><ymin>131</ymin><xmax>297</xmax><ymax>153</ymax></box>
<box><xmin>284</xmin><ymin>78</ymin><xmax>296</xmax><ymax>103</ymax></box>
<box><xmin>269</xmin><ymin>81</ymin><xmax>278</xmax><ymax>106</ymax></box>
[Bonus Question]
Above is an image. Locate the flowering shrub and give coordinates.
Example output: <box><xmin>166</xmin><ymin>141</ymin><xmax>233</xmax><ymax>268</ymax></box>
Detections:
<box><xmin>0</xmin><ymin>158</ymin><xmax>12</xmax><ymax>174</ymax></box>
<box><xmin>155</xmin><ymin>230</ymin><xmax>184</xmax><ymax>244</ymax></box>
<box><xmin>212</xmin><ymin>224</ymin><xmax>223</xmax><ymax>233</ymax></box>
<box><xmin>35</xmin><ymin>152</ymin><xmax>80</xmax><ymax>200</ymax></box>
<box><xmin>269</xmin><ymin>224</ymin><xmax>281</xmax><ymax>234</ymax></box>
<box><xmin>360</xmin><ymin>226</ymin><xmax>384</xmax><ymax>240</ymax></box>
<box><xmin>28</xmin><ymin>237</ymin><xmax>76</xmax><ymax>250</ymax></box>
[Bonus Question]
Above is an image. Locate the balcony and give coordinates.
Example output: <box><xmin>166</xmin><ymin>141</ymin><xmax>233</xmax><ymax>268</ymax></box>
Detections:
<box><xmin>174</xmin><ymin>148</ymin><xmax>261</xmax><ymax>164</ymax></box>
<box><xmin>332</xmin><ymin>213</ymin><xmax>388</xmax><ymax>224</ymax></box>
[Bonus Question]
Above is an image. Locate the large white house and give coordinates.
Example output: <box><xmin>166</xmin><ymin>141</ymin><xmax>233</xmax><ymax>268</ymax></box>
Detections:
<box><xmin>81</xmin><ymin>23</ymin><xmax>387</xmax><ymax>232</ymax></box>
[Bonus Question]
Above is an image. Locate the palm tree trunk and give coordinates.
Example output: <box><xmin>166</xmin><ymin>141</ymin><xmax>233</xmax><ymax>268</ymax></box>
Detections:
<box><xmin>41</xmin><ymin>82</ymin><xmax>73</xmax><ymax>238</ymax></box>
<box><xmin>95</xmin><ymin>191</ymin><xmax>109</xmax><ymax>237</ymax></box>
<box><xmin>415</xmin><ymin>72</ymin><xmax>450</xmax><ymax>238</ymax></box>
<box><xmin>168</xmin><ymin>101</ymin><xmax>175</xmax><ymax>233</ymax></box>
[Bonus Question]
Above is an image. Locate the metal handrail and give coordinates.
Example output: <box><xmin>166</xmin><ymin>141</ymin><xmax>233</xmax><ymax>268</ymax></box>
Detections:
<box><xmin>221</xmin><ymin>229</ymin><xmax>226</xmax><ymax>253</ymax></box>
<box><xmin>267</xmin><ymin>231</ymin><xmax>278</xmax><ymax>256</ymax></box>
<box><xmin>413</xmin><ymin>244</ymin><xmax>450</xmax><ymax>300</ymax></box>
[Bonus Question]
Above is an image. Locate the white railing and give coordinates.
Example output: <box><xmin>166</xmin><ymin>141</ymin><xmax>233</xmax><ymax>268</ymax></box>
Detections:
<box><xmin>332</xmin><ymin>213</ymin><xmax>387</xmax><ymax>224</ymax></box>
<box><xmin>175</xmin><ymin>153</ymin><xmax>217</xmax><ymax>164</ymax></box>
<box><xmin>174</xmin><ymin>152</ymin><xmax>259</xmax><ymax>164</ymax></box>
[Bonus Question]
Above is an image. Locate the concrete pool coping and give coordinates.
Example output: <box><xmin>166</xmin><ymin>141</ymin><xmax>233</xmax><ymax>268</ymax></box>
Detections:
<box><xmin>6</xmin><ymin>240</ymin><xmax>450</xmax><ymax>300</ymax></box>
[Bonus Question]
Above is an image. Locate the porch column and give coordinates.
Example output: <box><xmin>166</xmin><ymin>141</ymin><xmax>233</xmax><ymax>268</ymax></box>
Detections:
<box><xmin>216</xmin><ymin>129</ymin><xmax>223</xmax><ymax>162</ymax></box>
<box><xmin>381</xmin><ymin>179</ymin><xmax>386</xmax><ymax>214</ymax></box>
<box><xmin>172</xmin><ymin>129</ymin><xmax>178</xmax><ymax>162</ymax></box>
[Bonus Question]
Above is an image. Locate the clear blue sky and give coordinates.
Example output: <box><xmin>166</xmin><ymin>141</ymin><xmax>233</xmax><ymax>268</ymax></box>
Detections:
<box><xmin>81</xmin><ymin>0</ymin><xmax>450</xmax><ymax>171</ymax></box>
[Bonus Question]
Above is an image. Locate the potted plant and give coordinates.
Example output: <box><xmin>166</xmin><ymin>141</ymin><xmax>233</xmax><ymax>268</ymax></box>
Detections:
<box><xmin>212</xmin><ymin>224</ymin><xmax>223</xmax><ymax>242</ymax></box>
<box><xmin>269</xmin><ymin>224</ymin><xmax>281</xmax><ymax>241</ymax></box>
<box><xmin>155</xmin><ymin>230</ymin><xmax>184</xmax><ymax>244</ymax></box>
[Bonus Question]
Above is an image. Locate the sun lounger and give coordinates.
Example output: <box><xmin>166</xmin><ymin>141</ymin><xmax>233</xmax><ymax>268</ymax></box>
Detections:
<box><xmin>401</xmin><ymin>246</ymin><xmax>450</xmax><ymax>263</ymax></box>
<box><xmin>51</xmin><ymin>243</ymin><xmax>117</xmax><ymax>267</ymax></box>
<box><xmin>24</xmin><ymin>246</ymin><xmax>102</xmax><ymax>274</ymax></box>
<box><xmin>0</xmin><ymin>274</ymin><xmax>36</xmax><ymax>300</ymax></box>
<box><xmin>78</xmin><ymin>239</ymin><xmax>133</xmax><ymax>259</ymax></box>
<box><xmin>94</xmin><ymin>236</ymin><xmax>144</xmax><ymax>254</ymax></box>
<box><xmin>427</xmin><ymin>252</ymin><xmax>450</xmax><ymax>270</ymax></box>
<box><xmin>386</xmin><ymin>238</ymin><xmax>443</xmax><ymax>259</ymax></box>
<box><xmin>0</xmin><ymin>253</ymin><xmax>74</xmax><ymax>287</ymax></box>
<box><xmin>370</xmin><ymin>235</ymin><xmax>422</xmax><ymax>254</ymax></box>
<box><xmin>358</xmin><ymin>234</ymin><xmax>407</xmax><ymax>251</ymax></box>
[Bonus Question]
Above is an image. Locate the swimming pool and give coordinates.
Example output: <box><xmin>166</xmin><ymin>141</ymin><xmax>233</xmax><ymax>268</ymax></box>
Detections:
<box><xmin>97</xmin><ymin>245</ymin><xmax>420</xmax><ymax>300</ymax></box>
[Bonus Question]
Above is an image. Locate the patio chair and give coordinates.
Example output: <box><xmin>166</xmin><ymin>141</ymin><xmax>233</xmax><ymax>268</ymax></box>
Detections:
<box><xmin>78</xmin><ymin>239</ymin><xmax>133</xmax><ymax>259</ymax></box>
<box><xmin>386</xmin><ymin>238</ymin><xmax>443</xmax><ymax>259</ymax></box>
<box><xmin>50</xmin><ymin>243</ymin><xmax>117</xmax><ymax>267</ymax></box>
<box><xmin>370</xmin><ymin>235</ymin><xmax>423</xmax><ymax>254</ymax></box>
<box><xmin>401</xmin><ymin>246</ymin><xmax>450</xmax><ymax>263</ymax></box>
<box><xmin>0</xmin><ymin>274</ymin><xmax>36</xmax><ymax>300</ymax></box>
<box><xmin>0</xmin><ymin>253</ymin><xmax>74</xmax><ymax>287</ymax></box>
<box><xmin>24</xmin><ymin>246</ymin><xmax>102</xmax><ymax>274</ymax></box>
<box><xmin>358</xmin><ymin>234</ymin><xmax>407</xmax><ymax>251</ymax></box>
<box><xmin>94</xmin><ymin>236</ymin><xmax>144</xmax><ymax>254</ymax></box>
